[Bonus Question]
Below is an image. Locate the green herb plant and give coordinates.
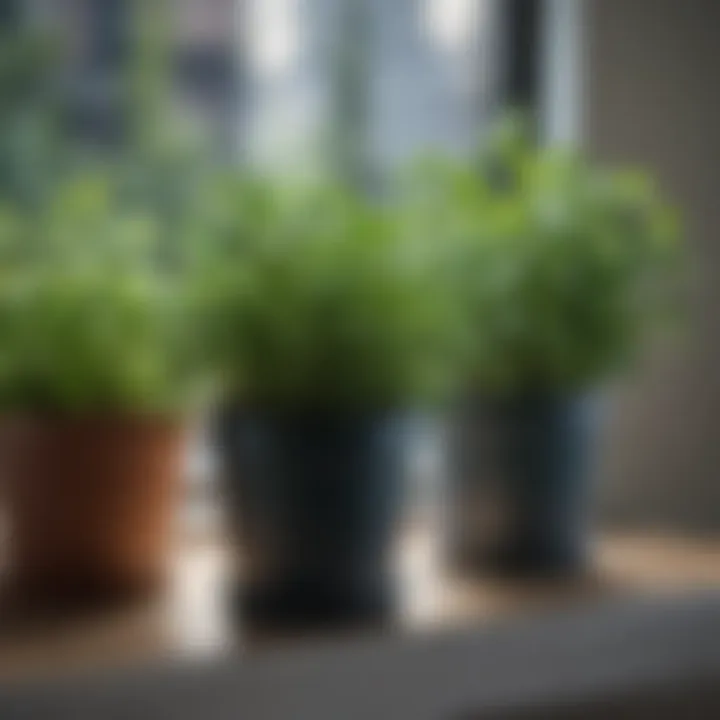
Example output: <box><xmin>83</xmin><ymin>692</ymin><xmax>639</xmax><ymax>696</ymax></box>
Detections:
<box><xmin>196</xmin><ymin>180</ymin><xmax>464</xmax><ymax>409</ymax></box>
<box><xmin>403</xmin><ymin>119</ymin><xmax>681</xmax><ymax>394</ymax></box>
<box><xmin>0</xmin><ymin>173</ymin><xmax>197</xmax><ymax>415</ymax></box>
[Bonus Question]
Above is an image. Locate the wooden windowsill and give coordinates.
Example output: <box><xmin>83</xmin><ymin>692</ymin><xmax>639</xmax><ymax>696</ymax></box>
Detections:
<box><xmin>1</xmin><ymin>521</ymin><xmax>720</xmax><ymax>685</ymax></box>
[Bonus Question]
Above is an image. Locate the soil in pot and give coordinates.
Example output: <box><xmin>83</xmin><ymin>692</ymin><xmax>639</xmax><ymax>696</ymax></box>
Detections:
<box><xmin>0</xmin><ymin>415</ymin><xmax>185</xmax><ymax>608</ymax></box>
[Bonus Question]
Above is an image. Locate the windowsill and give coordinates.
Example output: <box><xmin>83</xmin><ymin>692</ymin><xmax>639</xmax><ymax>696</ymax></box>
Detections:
<box><xmin>2</xmin><ymin>508</ymin><xmax>720</xmax><ymax>685</ymax></box>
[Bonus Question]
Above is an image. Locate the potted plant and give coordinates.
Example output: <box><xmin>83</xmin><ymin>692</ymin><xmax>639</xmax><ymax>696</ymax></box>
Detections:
<box><xmin>0</xmin><ymin>174</ymin><xmax>197</xmax><ymax>605</ymax></box>
<box><xmin>197</xmin><ymin>180</ymin><xmax>460</xmax><ymax>628</ymax></box>
<box><xmin>407</xmin><ymin>122</ymin><xmax>681</xmax><ymax>577</ymax></box>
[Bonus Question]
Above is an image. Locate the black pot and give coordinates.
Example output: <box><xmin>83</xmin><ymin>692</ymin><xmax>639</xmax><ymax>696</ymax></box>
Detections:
<box><xmin>448</xmin><ymin>393</ymin><xmax>599</xmax><ymax>578</ymax></box>
<box><xmin>215</xmin><ymin>406</ymin><xmax>410</xmax><ymax>630</ymax></box>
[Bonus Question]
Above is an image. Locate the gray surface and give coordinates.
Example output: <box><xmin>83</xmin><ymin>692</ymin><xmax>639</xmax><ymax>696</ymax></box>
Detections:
<box><xmin>1</xmin><ymin>591</ymin><xmax>719</xmax><ymax>719</ymax></box>
<box><xmin>587</xmin><ymin>0</ymin><xmax>720</xmax><ymax>532</ymax></box>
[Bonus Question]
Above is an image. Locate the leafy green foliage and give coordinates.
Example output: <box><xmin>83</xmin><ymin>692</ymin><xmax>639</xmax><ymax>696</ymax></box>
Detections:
<box><xmin>0</xmin><ymin>13</ymin><xmax>213</xmax><ymax>416</ymax></box>
<box><xmin>402</xmin><ymin>120</ymin><xmax>681</xmax><ymax>393</ymax></box>
<box><xmin>0</xmin><ymin>174</ymin><xmax>197</xmax><ymax>414</ymax></box>
<box><xmin>195</xmin><ymin>179</ymin><xmax>463</xmax><ymax>408</ymax></box>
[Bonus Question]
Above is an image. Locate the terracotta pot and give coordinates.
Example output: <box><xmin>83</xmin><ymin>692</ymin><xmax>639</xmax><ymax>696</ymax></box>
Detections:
<box><xmin>0</xmin><ymin>415</ymin><xmax>185</xmax><ymax>604</ymax></box>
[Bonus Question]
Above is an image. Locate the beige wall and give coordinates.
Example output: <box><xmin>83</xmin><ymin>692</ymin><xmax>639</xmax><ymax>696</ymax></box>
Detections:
<box><xmin>586</xmin><ymin>0</ymin><xmax>720</xmax><ymax>531</ymax></box>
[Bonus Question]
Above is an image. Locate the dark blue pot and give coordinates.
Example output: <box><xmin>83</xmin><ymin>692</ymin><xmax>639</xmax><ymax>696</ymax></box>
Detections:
<box><xmin>449</xmin><ymin>393</ymin><xmax>599</xmax><ymax>577</ymax></box>
<box><xmin>215</xmin><ymin>407</ymin><xmax>410</xmax><ymax>629</ymax></box>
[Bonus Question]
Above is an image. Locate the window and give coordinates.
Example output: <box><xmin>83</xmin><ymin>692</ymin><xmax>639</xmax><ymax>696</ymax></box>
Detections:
<box><xmin>239</xmin><ymin>0</ymin><xmax>540</xmax><ymax>177</ymax></box>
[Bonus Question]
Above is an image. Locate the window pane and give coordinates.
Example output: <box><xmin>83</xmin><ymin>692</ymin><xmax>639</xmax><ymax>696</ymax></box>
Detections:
<box><xmin>241</xmin><ymin>0</ymin><xmax>501</xmax><ymax>173</ymax></box>
<box><xmin>369</xmin><ymin>0</ymin><xmax>498</xmax><ymax>171</ymax></box>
